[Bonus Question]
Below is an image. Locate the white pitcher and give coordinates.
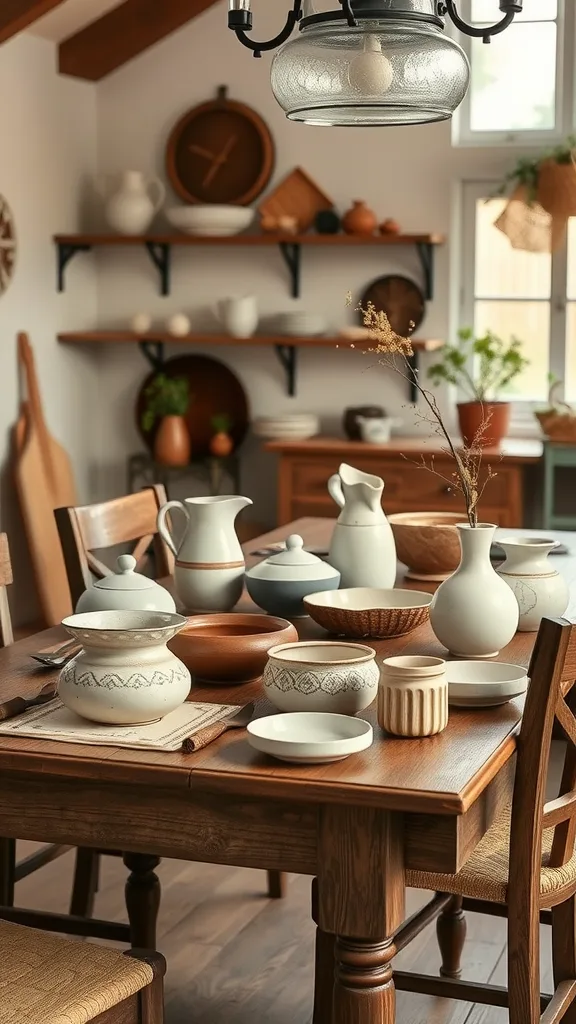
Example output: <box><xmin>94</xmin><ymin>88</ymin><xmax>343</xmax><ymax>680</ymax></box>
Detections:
<box><xmin>327</xmin><ymin>463</ymin><xmax>396</xmax><ymax>588</ymax></box>
<box><xmin>157</xmin><ymin>495</ymin><xmax>252</xmax><ymax>612</ymax></box>
<box><xmin>98</xmin><ymin>170</ymin><xmax>165</xmax><ymax>235</ymax></box>
<box><xmin>215</xmin><ymin>295</ymin><xmax>258</xmax><ymax>338</ymax></box>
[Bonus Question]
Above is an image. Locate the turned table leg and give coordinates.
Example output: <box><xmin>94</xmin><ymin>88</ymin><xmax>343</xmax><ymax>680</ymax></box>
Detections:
<box><xmin>334</xmin><ymin>936</ymin><xmax>396</xmax><ymax>1024</ymax></box>
<box><xmin>123</xmin><ymin>853</ymin><xmax>161</xmax><ymax>950</ymax></box>
<box><xmin>437</xmin><ymin>895</ymin><xmax>467</xmax><ymax>978</ymax></box>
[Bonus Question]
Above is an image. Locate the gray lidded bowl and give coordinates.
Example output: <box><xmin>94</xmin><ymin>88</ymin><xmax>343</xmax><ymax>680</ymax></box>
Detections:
<box><xmin>245</xmin><ymin>574</ymin><xmax>340</xmax><ymax>619</ymax></box>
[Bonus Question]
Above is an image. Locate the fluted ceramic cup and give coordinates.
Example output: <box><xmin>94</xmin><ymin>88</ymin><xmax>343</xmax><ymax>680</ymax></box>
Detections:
<box><xmin>378</xmin><ymin>655</ymin><xmax>448</xmax><ymax>737</ymax></box>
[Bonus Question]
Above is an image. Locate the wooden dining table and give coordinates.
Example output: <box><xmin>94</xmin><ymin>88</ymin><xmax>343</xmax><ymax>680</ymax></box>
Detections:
<box><xmin>0</xmin><ymin>517</ymin><xmax>575</xmax><ymax>1024</ymax></box>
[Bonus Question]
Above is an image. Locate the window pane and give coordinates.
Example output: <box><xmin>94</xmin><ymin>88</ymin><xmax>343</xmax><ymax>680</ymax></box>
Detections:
<box><xmin>474</xmin><ymin>300</ymin><xmax>550</xmax><ymax>401</ymax></box>
<box><xmin>566</xmin><ymin>219</ymin><xmax>576</xmax><ymax>300</ymax></box>
<box><xmin>475</xmin><ymin>198</ymin><xmax>552</xmax><ymax>298</ymax></box>
<box><xmin>472</xmin><ymin>0</ymin><xmax>557</xmax><ymax>22</ymax></box>
<box><xmin>565</xmin><ymin>304</ymin><xmax>576</xmax><ymax>402</ymax></box>
<box><xmin>470</xmin><ymin>23</ymin><xmax>556</xmax><ymax>131</ymax></box>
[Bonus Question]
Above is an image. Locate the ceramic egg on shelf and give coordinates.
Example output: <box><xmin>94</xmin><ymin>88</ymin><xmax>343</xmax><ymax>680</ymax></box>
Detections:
<box><xmin>245</xmin><ymin>534</ymin><xmax>340</xmax><ymax>618</ymax></box>
<box><xmin>166</xmin><ymin>313</ymin><xmax>191</xmax><ymax>337</ymax></box>
<box><xmin>131</xmin><ymin>313</ymin><xmax>152</xmax><ymax>334</ymax></box>
<box><xmin>75</xmin><ymin>554</ymin><xmax>177</xmax><ymax>614</ymax></box>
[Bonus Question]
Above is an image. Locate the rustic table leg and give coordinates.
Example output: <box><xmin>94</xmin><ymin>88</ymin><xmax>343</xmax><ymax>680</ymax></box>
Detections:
<box><xmin>123</xmin><ymin>853</ymin><xmax>161</xmax><ymax>950</ymax></box>
<box><xmin>267</xmin><ymin>870</ymin><xmax>286</xmax><ymax>899</ymax></box>
<box><xmin>0</xmin><ymin>838</ymin><xmax>15</xmax><ymax>906</ymax></box>
<box><xmin>437</xmin><ymin>895</ymin><xmax>467</xmax><ymax>978</ymax></box>
<box><xmin>316</xmin><ymin>806</ymin><xmax>404</xmax><ymax>1024</ymax></box>
<box><xmin>312</xmin><ymin>878</ymin><xmax>335</xmax><ymax>1024</ymax></box>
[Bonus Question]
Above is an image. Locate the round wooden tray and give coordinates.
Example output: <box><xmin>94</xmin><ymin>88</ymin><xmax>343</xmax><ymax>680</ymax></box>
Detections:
<box><xmin>359</xmin><ymin>275</ymin><xmax>425</xmax><ymax>337</ymax></box>
<box><xmin>136</xmin><ymin>354</ymin><xmax>250</xmax><ymax>458</ymax></box>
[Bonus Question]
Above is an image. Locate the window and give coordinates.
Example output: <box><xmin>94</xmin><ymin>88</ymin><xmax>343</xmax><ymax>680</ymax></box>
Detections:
<box><xmin>460</xmin><ymin>182</ymin><xmax>576</xmax><ymax>407</ymax></box>
<box><xmin>454</xmin><ymin>0</ymin><xmax>570</xmax><ymax>146</ymax></box>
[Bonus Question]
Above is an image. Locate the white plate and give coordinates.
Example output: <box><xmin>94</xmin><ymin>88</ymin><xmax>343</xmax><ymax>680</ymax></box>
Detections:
<box><xmin>247</xmin><ymin>712</ymin><xmax>373</xmax><ymax>763</ymax></box>
<box><xmin>446</xmin><ymin>661</ymin><xmax>528</xmax><ymax>708</ymax></box>
<box><xmin>166</xmin><ymin>206</ymin><xmax>253</xmax><ymax>237</ymax></box>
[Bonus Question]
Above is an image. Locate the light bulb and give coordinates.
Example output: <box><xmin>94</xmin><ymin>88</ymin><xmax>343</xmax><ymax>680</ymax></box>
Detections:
<box><xmin>347</xmin><ymin>35</ymin><xmax>394</xmax><ymax>95</ymax></box>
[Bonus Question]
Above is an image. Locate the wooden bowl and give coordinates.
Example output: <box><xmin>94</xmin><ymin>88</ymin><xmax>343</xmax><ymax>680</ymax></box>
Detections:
<box><xmin>388</xmin><ymin>512</ymin><xmax>463</xmax><ymax>581</ymax></box>
<box><xmin>303</xmin><ymin>589</ymin><xmax>432</xmax><ymax>639</ymax></box>
<box><xmin>168</xmin><ymin>613</ymin><xmax>298</xmax><ymax>684</ymax></box>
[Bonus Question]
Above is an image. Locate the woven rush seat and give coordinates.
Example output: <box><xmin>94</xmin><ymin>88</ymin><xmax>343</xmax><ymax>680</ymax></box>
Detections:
<box><xmin>407</xmin><ymin>803</ymin><xmax>576</xmax><ymax>905</ymax></box>
<box><xmin>0</xmin><ymin>919</ymin><xmax>154</xmax><ymax>1024</ymax></box>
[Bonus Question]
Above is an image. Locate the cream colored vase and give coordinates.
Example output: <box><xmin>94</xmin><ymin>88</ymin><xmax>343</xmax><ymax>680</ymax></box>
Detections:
<box><xmin>99</xmin><ymin>170</ymin><xmax>165</xmax><ymax>235</ymax></box>
<box><xmin>378</xmin><ymin>655</ymin><xmax>448</xmax><ymax>737</ymax></box>
<box><xmin>497</xmin><ymin>537</ymin><xmax>569</xmax><ymax>632</ymax></box>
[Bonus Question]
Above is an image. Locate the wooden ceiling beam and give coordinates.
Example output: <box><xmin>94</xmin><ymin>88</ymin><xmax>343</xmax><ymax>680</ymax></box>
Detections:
<box><xmin>59</xmin><ymin>0</ymin><xmax>221</xmax><ymax>81</ymax></box>
<box><xmin>0</xmin><ymin>0</ymin><xmax>67</xmax><ymax>44</ymax></box>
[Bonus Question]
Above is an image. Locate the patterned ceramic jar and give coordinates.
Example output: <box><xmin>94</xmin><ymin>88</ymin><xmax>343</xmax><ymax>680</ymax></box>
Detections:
<box><xmin>263</xmin><ymin>641</ymin><xmax>378</xmax><ymax>715</ymax></box>
<box><xmin>378</xmin><ymin>655</ymin><xmax>448</xmax><ymax>737</ymax></box>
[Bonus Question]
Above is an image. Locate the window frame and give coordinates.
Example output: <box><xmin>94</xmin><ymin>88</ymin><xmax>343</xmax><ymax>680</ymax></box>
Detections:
<box><xmin>452</xmin><ymin>0</ymin><xmax>572</xmax><ymax>149</ymax></box>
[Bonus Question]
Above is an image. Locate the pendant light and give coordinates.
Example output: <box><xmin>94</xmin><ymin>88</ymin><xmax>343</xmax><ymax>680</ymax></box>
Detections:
<box><xmin>228</xmin><ymin>0</ymin><xmax>524</xmax><ymax>126</ymax></box>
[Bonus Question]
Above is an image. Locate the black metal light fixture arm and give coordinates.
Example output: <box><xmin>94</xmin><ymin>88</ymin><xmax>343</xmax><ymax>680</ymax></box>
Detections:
<box><xmin>228</xmin><ymin>0</ymin><xmax>303</xmax><ymax>57</ymax></box>
<box><xmin>440</xmin><ymin>0</ymin><xmax>522</xmax><ymax>43</ymax></box>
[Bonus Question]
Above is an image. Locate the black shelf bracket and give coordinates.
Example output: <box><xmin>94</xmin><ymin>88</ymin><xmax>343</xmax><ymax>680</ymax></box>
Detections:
<box><xmin>416</xmin><ymin>242</ymin><xmax>434</xmax><ymax>300</ymax></box>
<box><xmin>144</xmin><ymin>242</ymin><xmax>171</xmax><ymax>296</ymax></box>
<box><xmin>138</xmin><ymin>339</ymin><xmax>165</xmax><ymax>371</ymax></box>
<box><xmin>406</xmin><ymin>350</ymin><xmax>421</xmax><ymax>403</ymax></box>
<box><xmin>278</xmin><ymin>242</ymin><xmax>301</xmax><ymax>299</ymax></box>
<box><xmin>57</xmin><ymin>242</ymin><xmax>92</xmax><ymax>292</ymax></box>
<box><xmin>275</xmin><ymin>344</ymin><xmax>298</xmax><ymax>396</ymax></box>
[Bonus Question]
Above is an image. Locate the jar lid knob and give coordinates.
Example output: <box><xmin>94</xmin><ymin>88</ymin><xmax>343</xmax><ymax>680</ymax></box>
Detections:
<box><xmin>286</xmin><ymin>534</ymin><xmax>304</xmax><ymax>551</ymax></box>
<box><xmin>117</xmin><ymin>554</ymin><xmax>137</xmax><ymax>574</ymax></box>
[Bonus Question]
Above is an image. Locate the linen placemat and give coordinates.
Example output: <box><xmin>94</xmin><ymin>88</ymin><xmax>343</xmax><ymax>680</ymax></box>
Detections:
<box><xmin>0</xmin><ymin>699</ymin><xmax>241</xmax><ymax>751</ymax></box>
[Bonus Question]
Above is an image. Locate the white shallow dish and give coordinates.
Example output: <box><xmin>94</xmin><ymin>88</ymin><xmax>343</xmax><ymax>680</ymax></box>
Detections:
<box><xmin>446</xmin><ymin>661</ymin><xmax>528</xmax><ymax>708</ymax></box>
<box><xmin>247</xmin><ymin>712</ymin><xmax>373</xmax><ymax>763</ymax></box>
<box><xmin>166</xmin><ymin>205</ymin><xmax>253</xmax><ymax>237</ymax></box>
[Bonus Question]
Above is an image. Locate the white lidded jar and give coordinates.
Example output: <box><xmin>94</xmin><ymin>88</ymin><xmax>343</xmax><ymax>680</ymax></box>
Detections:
<box><xmin>379</xmin><ymin>655</ymin><xmax>448</xmax><ymax>737</ymax></box>
<box><xmin>245</xmin><ymin>534</ymin><xmax>340</xmax><ymax>618</ymax></box>
<box><xmin>75</xmin><ymin>555</ymin><xmax>177</xmax><ymax>614</ymax></box>
<box><xmin>496</xmin><ymin>537</ymin><xmax>569</xmax><ymax>632</ymax></box>
<box><xmin>430</xmin><ymin>523</ymin><xmax>519</xmax><ymax>658</ymax></box>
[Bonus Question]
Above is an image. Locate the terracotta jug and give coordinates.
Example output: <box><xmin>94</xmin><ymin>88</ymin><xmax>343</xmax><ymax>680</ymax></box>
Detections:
<box><xmin>154</xmin><ymin>415</ymin><xmax>190</xmax><ymax>467</ymax></box>
<box><xmin>342</xmin><ymin>200</ymin><xmax>377</xmax><ymax>236</ymax></box>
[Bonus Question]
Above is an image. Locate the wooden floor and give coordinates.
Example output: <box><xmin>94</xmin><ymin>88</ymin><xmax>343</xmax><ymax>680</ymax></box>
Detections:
<box><xmin>13</xmin><ymin>843</ymin><xmax>554</xmax><ymax>1024</ymax></box>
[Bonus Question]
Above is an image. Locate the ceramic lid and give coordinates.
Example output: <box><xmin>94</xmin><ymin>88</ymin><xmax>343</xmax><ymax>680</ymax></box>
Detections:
<box><xmin>93</xmin><ymin>555</ymin><xmax>161</xmax><ymax>592</ymax></box>
<box><xmin>246</xmin><ymin>535</ymin><xmax>339</xmax><ymax>582</ymax></box>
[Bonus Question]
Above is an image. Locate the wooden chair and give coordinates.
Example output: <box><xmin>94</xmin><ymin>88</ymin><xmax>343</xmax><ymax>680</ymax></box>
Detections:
<box><xmin>313</xmin><ymin>616</ymin><xmax>576</xmax><ymax>1023</ymax></box>
<box><xmin>0</xmin><ymin>918</ymin><xmax>164</xmax><ymax>1023</ymax></box>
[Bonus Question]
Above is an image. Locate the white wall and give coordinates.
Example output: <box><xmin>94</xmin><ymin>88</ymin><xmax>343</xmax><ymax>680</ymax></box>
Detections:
<box><xmin>0</xmin><ymin>33</ymin><xmax>98</xmax><ymax>621</ymax></box>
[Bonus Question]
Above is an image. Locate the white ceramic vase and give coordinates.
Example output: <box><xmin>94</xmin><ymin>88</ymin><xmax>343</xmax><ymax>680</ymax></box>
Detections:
<box><xmin>327</xmin><ymin>463</ymin><xmax>396</xmax><ymax>589</ymax></box>
<box><xmin>430</xmin><ymin>523</ymin><xmax>519</xmax><ymax>658</ymax></box>
<box><xmin>497</xmin><ymin>537</ymin><xmax>569</xmax><ymax>632</ymax></box>
<box><xmin>215</xmin><ymin>296</ymin><xmax>258</xmax><ymax>338</ymax></box>
<box><xmin>378</xmin><ymin>655</ymin><xmax>448</xmax><ymax>737</ymax></box>
<box><xmin>157</xmin><ymin>494</ymin><xmax>252</xmax><ymax>613</ymax></box>
<box><xmin>99</xmin><ymin>171</ymin><xmax>165</xmax><ymax>235</ymax></box>
<box><xmin>59</xmin><ymin>611</ymin><xmax>190</xmax><ymax>725</ymax></box>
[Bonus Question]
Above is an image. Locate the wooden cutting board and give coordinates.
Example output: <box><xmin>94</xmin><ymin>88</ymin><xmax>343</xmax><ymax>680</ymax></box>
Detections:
<box><xmin>13</xmin><ymin>333</ymin><xmax>76</xmax><ymax>625</ymax></box>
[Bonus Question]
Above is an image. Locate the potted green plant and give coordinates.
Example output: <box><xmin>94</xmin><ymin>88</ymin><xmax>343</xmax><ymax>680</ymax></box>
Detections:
<box><xmin>427</xmin><ymin>328</ymin><xmax>529</xmax><ymax>447</ymax></box>
<box><xmin>209</xmin><ymin>414</ymin><xmax>234</xmax><ymax>457</ymax></box>
<box><xmin>142</xmin><ymin>373</ymin><xmax>191</xmax><ymax>466</ymax></box>
<box><xmin>498</xmin><ymin>136</ymin><xmax>576</xmax><ymax>219</ymax></box>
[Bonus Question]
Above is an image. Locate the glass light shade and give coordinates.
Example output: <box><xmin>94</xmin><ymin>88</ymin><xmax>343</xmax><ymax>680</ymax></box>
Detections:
<box><xmin>271</xmin><ymin>19</ymin><xmax>471</xmax><ymax>125</ymax></box>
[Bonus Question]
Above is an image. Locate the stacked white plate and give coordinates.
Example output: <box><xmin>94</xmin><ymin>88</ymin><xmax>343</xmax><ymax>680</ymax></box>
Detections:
<box><xmin>253</xmin><ymin>413</ymin><xmax>320</xmax><ymax>440</ymax></box>
<box><xmin>265</xmin><ymin>312</ymin><xmax>328</xmax><ymax>337</ymax></box>
<box><xmin>166</xmin><ymin>205</ymin><xmax>254</xmax><ymax>237</ymax></box>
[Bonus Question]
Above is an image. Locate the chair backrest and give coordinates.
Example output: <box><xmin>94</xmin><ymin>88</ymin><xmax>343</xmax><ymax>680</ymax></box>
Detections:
<box><xmin>0</xmin><ymin>534</ymin><xmax>13</xmax><ymax>647</ymax></box>
<box><xmin>54</xmin><ymin>486</ymin><xmax>174</xmax><ymax>606</ymax></box>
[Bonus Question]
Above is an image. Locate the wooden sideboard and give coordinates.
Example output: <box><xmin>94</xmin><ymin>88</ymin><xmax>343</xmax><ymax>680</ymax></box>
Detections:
<box><xmin>265</xmin><ymin>437</ymin><xmax>544</xmax><ymax>527</ymax></box>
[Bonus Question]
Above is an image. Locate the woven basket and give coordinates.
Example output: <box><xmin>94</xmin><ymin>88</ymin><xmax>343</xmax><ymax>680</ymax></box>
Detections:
<box><xmin>536</xmin><ymin>382</ymin><xmax>576</xmax><ymax>443</ymax></box>
<box><xmin>537</xmin><ymin>159</ymin><xmax>576</xmax><ymax>217</ymax></box>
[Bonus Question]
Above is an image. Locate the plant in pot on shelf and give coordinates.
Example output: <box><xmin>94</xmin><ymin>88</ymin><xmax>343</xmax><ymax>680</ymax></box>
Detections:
<box><xmin>354</xmin><ymin>302</ymin><xmax>520</xmax><ymax>658</ymax></box>
<box><xmin>210</xmin><ymin>414</ymin><xmax>234</xmax><ymax>457</ymax></box>
<box><xmin>142</xmin><ymin>373</ymin><xmax>191</xmax><ymax>467</ymax></box>
<box><xmin>427</xmin><ymin>327</ymin><xmax>529</xmax><ymax>448</ymax></box>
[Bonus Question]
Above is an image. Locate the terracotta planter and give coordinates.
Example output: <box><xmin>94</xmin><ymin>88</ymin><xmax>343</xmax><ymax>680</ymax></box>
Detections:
<box><xmin>537</xmin><ymin>159</ymin><xmax>576</xmax><ymax>217</ymax></box>
<box><xmin>457</xmin><ymin>401</ymin><xmax>510</xmax><ymax>447</ymax></box>
<box><xmin>342</xmin><ymin>200</ymin><xmax>377</xmax><ymax>236</ymax></box>
<box><xmin>154</xmin><ymin>415</ymin><xmax>190</xmax><ymax>466</ymax></box>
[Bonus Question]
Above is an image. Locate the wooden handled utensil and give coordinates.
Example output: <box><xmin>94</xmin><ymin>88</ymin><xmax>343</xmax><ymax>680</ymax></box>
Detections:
<box><xmin>182</xmin><ymin>702</ymin><xmax>255</xmax><ymax>753</ymax></box>
<box><xmin>0</xmin><ymin>680</ymin><xmax>57</xmax><ymax>722</ymax></box>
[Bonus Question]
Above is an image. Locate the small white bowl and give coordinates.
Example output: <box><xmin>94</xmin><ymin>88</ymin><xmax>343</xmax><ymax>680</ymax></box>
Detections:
<box><xmin>166</xmin><ymin>205</ymin><xmax>254</xmax><ymax>237</ymax></box>
<box><xmin>247</xmin><ymin>712</ymin><xmax>373</xmax><ymax>763</ymax></box>
<box><xmin>263</xmin><ymin>641</ymin><xmax>378</xmax><ymax>714</ymax></box>
<box><xmin>446</xmin><ymin>661</ymin><xmax>528</xmax><ymax>708</ymax></box>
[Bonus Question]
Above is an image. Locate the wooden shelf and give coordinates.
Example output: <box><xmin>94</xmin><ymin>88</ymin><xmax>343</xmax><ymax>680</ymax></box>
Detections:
<box><xmin>53</xmin><ymin>231</ymin><xmax>444</xmax><ymax>299</ymax></box>
<box><xmin>57</xmin><ymin>330</ymin><xmax>444</xmax><ymax>399</ymax></box>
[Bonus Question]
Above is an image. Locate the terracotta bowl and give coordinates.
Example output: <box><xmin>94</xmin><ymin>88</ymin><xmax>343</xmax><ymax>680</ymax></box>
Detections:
<box><xmin>304</xmin><ymin>588</ymin><xmax>432</xmax><ymax>639</ymax></box>
<box><xmin>168</xmin><ymin>613</ymin><xmax>298</xmax><ymax>684</ymax></box>
<box><xmin>388</xmin><ymin>512</ymin><xmax>463</xmax><ymax>581</ymax></box>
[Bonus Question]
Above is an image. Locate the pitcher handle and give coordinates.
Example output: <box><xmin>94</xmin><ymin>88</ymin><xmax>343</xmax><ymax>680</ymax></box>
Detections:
<box><xmin>157</xmin><ymin>500</ymin><xmax>189</xmax><ymax>558</ymax></box>
<box><xmin>328</xmin><ymin>473</ymin><xmax>345</xmax><ymax>509</ymax></box>
<box><xmin>148</xmin><ymin>177</ymin><xmax>166</xmax><ymax>213</ymax></box>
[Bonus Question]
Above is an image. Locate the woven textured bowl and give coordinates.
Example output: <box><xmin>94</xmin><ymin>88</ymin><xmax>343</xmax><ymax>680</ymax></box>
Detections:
<box><xmin>388</xmin><ymin>512</ymin><xmax>463</xmax><ymax>581</ymax></box>
<box><xmin>303</xmin><ymin>588</ymin><xmax>432</xmax><ymax>639</ymax></box>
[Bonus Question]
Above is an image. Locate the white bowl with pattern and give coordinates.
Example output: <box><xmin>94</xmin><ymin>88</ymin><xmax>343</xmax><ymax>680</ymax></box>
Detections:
<box><xmin>262</xmin><ymin>641</ymin><xmax>378</xmax><ymax>715</ymax></box>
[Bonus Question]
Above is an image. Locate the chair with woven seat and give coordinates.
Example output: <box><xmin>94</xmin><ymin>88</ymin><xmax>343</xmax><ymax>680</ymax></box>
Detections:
<box><xmin>313</xmin><ymin>616</ymin><xmax>576</xmax><ymax>1024</ymax></box>
<box><xmin>0</xmin><ymin>918</ymin><xmax>164</xmax><ymax>1023</ymax></box>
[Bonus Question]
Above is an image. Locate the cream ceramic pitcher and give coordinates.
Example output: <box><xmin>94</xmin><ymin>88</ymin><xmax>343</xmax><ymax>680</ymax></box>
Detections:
<box><xmin>157</xmin><ymin>495</ymin><xmax>252</xmax><ymax>612</ymax></box>
<box><xmin>327</xmin><ymin>463</ymin><xmax>396</xmax><ymax>588</ymax></box>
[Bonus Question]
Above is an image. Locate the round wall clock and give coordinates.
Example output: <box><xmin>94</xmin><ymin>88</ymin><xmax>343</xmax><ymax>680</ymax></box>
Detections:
<box><xmin>360</xmin><ymin>275</ymin><xmax>425</xmax><ymax>337</ymax></box>
<box><xmin>0</xmin><ymin>195</ymin><xmax>16</xmax><ymax>295</ymax></box>
<box><xmin>166</xmin><ymin>86</ymin><xmax>275</xmax><ymax>206</ymax></box>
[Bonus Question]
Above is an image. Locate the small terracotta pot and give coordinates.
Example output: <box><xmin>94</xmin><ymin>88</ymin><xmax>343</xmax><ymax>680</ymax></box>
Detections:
<box><xmin>342</xmin><ymin>200</ymin><xmax>377</xmax><ymax>236</ymax></box>
<box><xmin>210</xmin><ymin>431</ymin><xmax>233</xmax><ymax>457</ymax></box>
<box><xmin>457</xmin><ymin>401</ymin><xmax>510</xmax><ymax>447</ymax></box>
<box><xmin>154</xmin><ymin>415</ymin><xmax>190</xmax><ymax>466</ymax></box>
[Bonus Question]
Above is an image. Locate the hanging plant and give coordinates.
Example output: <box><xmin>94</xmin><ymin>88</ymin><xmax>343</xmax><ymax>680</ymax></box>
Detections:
<box><xmin>495</xmin><ymin>136</ymin><xmax>576</xmax><ymax>253</ymax></box>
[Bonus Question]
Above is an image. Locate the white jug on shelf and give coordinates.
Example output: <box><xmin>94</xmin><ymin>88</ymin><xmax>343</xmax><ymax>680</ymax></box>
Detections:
<box><xmin>327</xmin><ymin>463</ymin><xmax>396</xmax><ymax>589</ymax></box>
<box><xmin>215</xmin><ymin>295</ymin><xmax>258</xmax><ymax>338</ymax></box>
<box><xmin>98</xmin><ymin>170</ymin><xmax>165</xmax><ymax>235</ymax></box>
